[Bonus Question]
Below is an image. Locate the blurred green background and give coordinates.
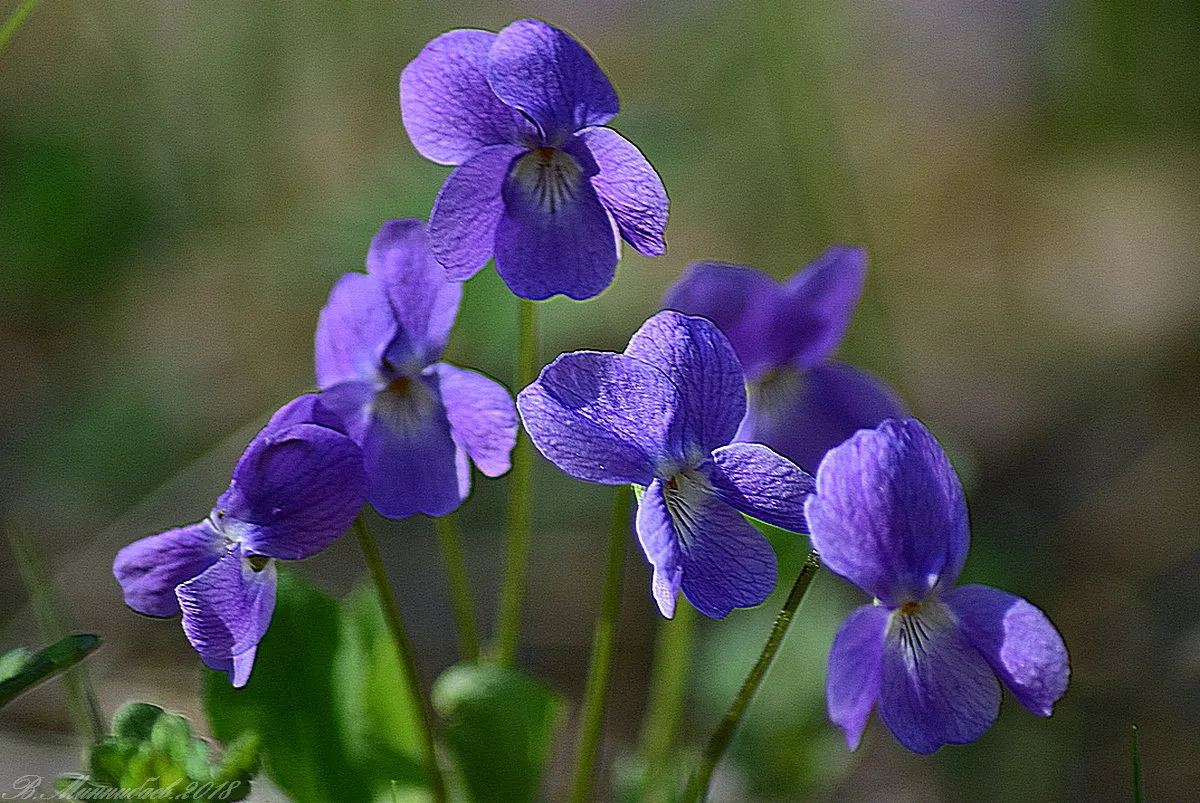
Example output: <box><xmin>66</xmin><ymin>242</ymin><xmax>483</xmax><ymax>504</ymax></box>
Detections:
<box><xmin>2</xmin><ymin>1</ymin><xmax>1198</xmax><ymax>800</ymax></box>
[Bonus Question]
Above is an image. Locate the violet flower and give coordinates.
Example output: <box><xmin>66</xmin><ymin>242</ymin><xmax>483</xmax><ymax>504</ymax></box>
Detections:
<box><xmin>663</xmin><ymin>247</ymin><xmax>905</xmax><ymax>473</ymax></box>
<box><xmin>401</xmin><ymin>18</ymin><xmax>668</xmax><ymax>301</ymax></box>
<box><xmin>517</xmin><ymin>310</ymin><xmax>814</xmax><ymax>618</ymax></box>
<box><xmin>807</xmin><ymin>418</ymin><xmax>1069</xmax><ymax>753</ymax></box>
<box><xmin>113</xmin><ymin>395</ymin><xmax>367</xmax><ymax>687</ymax></box>
<box><xmin>315</xmin><ymin>218</ymin><xmax>517</xmax><ymax>519</ymax></box>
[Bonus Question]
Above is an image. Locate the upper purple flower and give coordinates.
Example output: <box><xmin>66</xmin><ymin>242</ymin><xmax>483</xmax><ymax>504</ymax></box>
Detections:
<box><xmin>517</xmin><ymin>310</ymin><xmax>814</xmax><ymax>619</ymax></box>
<box><xmin>663</xmin><ymin>247</ymin><xmax>906</xmax><ymax>473</ymax></box>
<box><xmin>807</xmin><ymin>418</ymin><xmax>1069</xmax><ymax>754</ymax></box>
<box><xmin>400</xmin><ymin>19</ymin><xmax>668</xmax><ymax>301</ymax></box>
<box><xmin>315</xmin><ymin>218</ymin><xmax>517</xmax><ymax>519</ymax></box>
<box><xmin>113</xmin><ymin>395</ymin><xmax>367</xmax><ymax>687</ymax></box>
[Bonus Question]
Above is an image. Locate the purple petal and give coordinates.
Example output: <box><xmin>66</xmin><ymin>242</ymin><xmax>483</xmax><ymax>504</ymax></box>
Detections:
<box><xmin>517</xmin><ymin>352</ymin><xmax>680</xmax><ymax>485</ymax></box>
<box><xmin>177</xmin><ymin>546</ymin><xmax>276</xmax><ymax>688</ymax></box>
<box><xmin>434</xmin><ymin>363</ymin><xmax>517</xmax><ymax>478</ymax></box>
<box><xmin>367</xmin><ymin>218</ymin><xmax>462</xmax><ymax>372</ymax></box>
<box><xmin>878</xmin><ymin>600</ymin><xmax>1000</xmax><ymax>754</ymax></box>
<box><xmin>783</xmin><ymin>246</ymin><xmax>868</xmax><ymax>369</ymax></box>
<box><xmin>486</xmin><ymin>19</ymin><xmax>618</xmax><ymax>142</ymax></box>
<box><xmin>113</xmin><ymin>521</ymin><xmax>222</xmax><ymax>618</ymax></box>
<box><xmin>624</xmin><ymin>311</ymin><xmax>746</xmax><ymax>457</ymax></box>
<box><xmin>312</xmin><ymin>381</ymin><xmax>377</xmax><ymax>443</ymax></box>
<box><xmin>706</xmin><ymin>443</ymin><xmax>815</xmax><ymax>533</ymax></box>
<box><xmin>805</xmin><ymin>418</ymin><xmax>969</xmax><ymax>606</ymax></box>
<box><xmin>400</xmin><ymin>29</ymin><xmax>529</xmax><ymax>165</ymax></box>
<box><xmin>635</xmin><ymin>479</ymin><xmax>683</xmax><ymax>618</ymax></box>
<box><xmin>670</xmin><ymin>471</ymin><xmax>777</xmax><ymax>619</ymax></box>
<box><xmin>662</xmin><ymin>262</ymin><xmax>791</xmax><ymax>381</ymax></box>
<box><xmin>494</xmin><ymin>147</ymin><xmax>618</xmax><ymax>301</ymax></box>
<box><xmin>945</xmin><ymin>585</ymin><xmax>1070</xmax><ymax>717</ymax></box>
<box><xmin>315</xmin><ymin>272</ymin><xmax>395</xmax><ymax>389</ymax></box>
<box><xmin>363</xmin><ymin>375</ymin><xmax>462</xmax><ymax>518</ymax></box>
<box><xmin>740</xmin><ymin>362</ymin><xmax>908</xmax><ymax>474</ymax></box>
<box><xmin>573</xmin><ymin>127</ymin><xmax>667</xmax><ymax>256</ymax></box>
<box><xmin>429</xmin><ymin>144</ymin><xmax>525</xmax><ymax>282</ymax></box>
<box><xmin>827</xmin><ymin>604</ymin><xmax>888</xmax><ymax>750</ymax></box>
<box><xmin>216</xmin><ymin>422</ymin><xmax>366</xmax><ymax>560</ymax></box>
<box><xmin>201</xmin><ymin>648</ymin><xmax>258</xmax><ymax>688</ymax></box>
<box><xmin>266</xmin><ymin>391</ymin><xmax>352</xmax><ymax>437</ymax></box>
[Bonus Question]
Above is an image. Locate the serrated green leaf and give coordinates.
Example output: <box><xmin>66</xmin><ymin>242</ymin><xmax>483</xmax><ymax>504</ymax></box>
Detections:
<box><xmin>0</xmin><ymin>634</ymin><xmax>99</xmax><ymax>708</ymax></box>
<box><xmin>205</xmin><ymin>571</ymin><xmax>426</xmax><ymax>803</ymax></box>
<box><xmin>433</xmin><ymin>662</ymin><xmax>565</xmax><ymax>803</ymax></box>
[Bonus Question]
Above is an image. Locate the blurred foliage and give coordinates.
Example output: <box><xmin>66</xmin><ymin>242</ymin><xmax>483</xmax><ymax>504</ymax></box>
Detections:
<box><xmin>432</xmin><ymin>662</ymin><xmax>565</xmax><ymax>803</ymax></box>
<box><xmin>55</xmin><ymin>702</ymin><xmax>258</xmax><ymax>801</ymax></box>
<box><xmin>205</xmin><ymin>572</ymin><xmax>427</xmax><ymax>803</ymax></box>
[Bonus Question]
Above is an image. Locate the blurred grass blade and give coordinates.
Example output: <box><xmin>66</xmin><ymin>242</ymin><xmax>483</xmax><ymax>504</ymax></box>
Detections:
<box><xmin>0</xmin><ymin>634</ymin><xmax>100</xmax><ymax>708</ymax></box>
<box><xmin>0</xmin><ymin>0</ymin><xmax>45</xmax><ymax>57</ymax></box>
<box><xmin>1131</xmin><ymin>724</ymin><xmax>1143</xmax><ymax>803</ymax></box>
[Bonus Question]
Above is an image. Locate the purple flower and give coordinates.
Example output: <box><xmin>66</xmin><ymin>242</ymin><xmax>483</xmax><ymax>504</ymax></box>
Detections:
<box><xmin>315</xmin><ymin>218</ymin><xmax>517</xmax><ymax>519</ymax></box>
<box><xmin>517</xmin><ymin>310</ymin><xmax>814</xmax><ymax>618</ymax></box>
<box><xmin>663</xmin><ymin>247</ymin><xmax>906</xmax><ymax>473</ymax></box>
<box><xmin>400</xmin><ymin>18</ymin><xmax>668</xmax><ymax>301</ymax></box>
<box><xmin>113</xmin><ymin>395</ymin><xmax>367</xmax><ymax>687</ymax></box>
<box><xmin>807</xmin><ymin>418</ymin><xmax>1069</xmax><ymax>753</ymax></box>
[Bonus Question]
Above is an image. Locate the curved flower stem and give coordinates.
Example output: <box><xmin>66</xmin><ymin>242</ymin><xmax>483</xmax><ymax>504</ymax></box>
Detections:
<box><xmin>353</xmin><ymin>514</ymin><xmax>447</xmax><ymax>803</ymax></box>
<box><xmin>434</xmin><ymin>513</ymin><xmax>480</xmax><ymax>662</ymax></box>
<box><xmin>569</xmin><ymin>484</ymin><xmax>632</xmax><ymax>803</ymax></box>
<box><xmin>684</xmin><ymin>551</ymin><xmax>821</xmax><ymax>802</ymax></box>
<box><xmin>494</xmin><ymin>297</ymin><xmax>539</xmax><ymax>666</ymax></box>
<box><xmin>639</xmin><ymin>600</ymin><xmax>695</xmax><ymax>802</ymax></box>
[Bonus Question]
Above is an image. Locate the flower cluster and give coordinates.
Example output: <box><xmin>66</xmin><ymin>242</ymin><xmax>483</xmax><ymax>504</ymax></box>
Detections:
<box><xmin>113</xmin><ymin>16</ymin><xmax>1068</xmax><ymax>762</ymax></box>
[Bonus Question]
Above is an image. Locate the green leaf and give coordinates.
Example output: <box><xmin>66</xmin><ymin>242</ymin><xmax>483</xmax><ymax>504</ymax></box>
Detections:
<box><xmin>205</xmin><ymin>571</ymin><xmax>426</xmax><ymax>803</ymax></box>
<box><xmin>433</xmin><ymin>662</ymin><xmax>565</xmax><ymax>803</ymax></box>
<box><xmin>111</xmin><ymin>702</ymin><xmax>165</xmax><ymax>740</ymax></box>
<box><xmin>0</xmin><ymin>634</ymin><xmax>99</xmax><ymax>708</ymax></box>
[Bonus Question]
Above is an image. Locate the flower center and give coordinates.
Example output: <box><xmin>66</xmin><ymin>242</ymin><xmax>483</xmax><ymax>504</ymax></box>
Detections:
<box><xmin>387</xmin><ymin>375</ymin><xmax>413</xmax><ymax>397</ymax></box>
<box><xmin>510</xmin><ymin>147</ymin><xmax>583</xmax><ymax>213</ymax></box>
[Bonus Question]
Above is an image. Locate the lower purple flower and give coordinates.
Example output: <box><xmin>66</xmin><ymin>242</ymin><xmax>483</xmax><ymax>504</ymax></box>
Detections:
<box><xmin>807</xmin><ymin>418</ymin><xmax>1069</xmax><ymax>753</ymax></box>
<box><xmin>112</xmin><ymin>395</ymin><xmax>367</xmax><ymax>686</ymax></box>
<box><xmin>517</xmin><ymin>310</ymin><xmax>815</xmax><ymax>619</ymax></box>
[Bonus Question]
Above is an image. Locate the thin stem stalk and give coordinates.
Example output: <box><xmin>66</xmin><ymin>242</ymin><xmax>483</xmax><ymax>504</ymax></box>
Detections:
<box><xmin>493</xmin><ymin>297</ymin><xmax>538</xmax><ymax>666</ymax></box>
<box><xmin>353</xmin><ymin>514</ymin><xmax>446</xmax><ymax>803</ymax></box>
<box><xmin>0</xmin><ymin>0</ymin><xmax>44</xmax><ymax>57</ymax></box>
<box><xmin>569</xmin><ymin>485</ymin><xmax>632</xmax><ymax>803</ymax></box>
<box><xmin>433</xmin><ymin>513</ymin><xmax>480</xmax><ymax>662</ymax></box>
<box><xmin>639</xmin><ymin>597</ymin><xmax>696</xmax><ymax>802</ymax></box>
<box><xmin>7</xmin><ymin>522</ymin><xmax>105</xmax><ymax>745</ymax></box>
<box><xmin>684</xmin><ymin>552</ymin><xmax>821</xmax><ymax>802</ymax></box>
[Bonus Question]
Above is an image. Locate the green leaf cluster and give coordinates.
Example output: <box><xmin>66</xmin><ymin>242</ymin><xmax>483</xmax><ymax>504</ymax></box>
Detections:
<box><xmin>55</xmin><ymin>702</ymin><xmax>258</xmax><ymax>801</ymax></box>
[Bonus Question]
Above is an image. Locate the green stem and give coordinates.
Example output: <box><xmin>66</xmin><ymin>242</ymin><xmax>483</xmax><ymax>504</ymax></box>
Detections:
<box><xmin>353</xmin><ymin>514</ymin><xmax>446</xmax><ymax>803</ymax></box>
<box><xmin>639</xmin><ymin>596</ymin><xmax>696</xmax><ymax>803</ymax></box>
<box><xmin>0</xmin><ymin>0</ymin><xmax>44</xmax><ymax>57</ymax></box>
<box><xmin>569</xmin><ymin>485</ymin><xmax>632</xmax><ymax>803</ymax></box>
<box><xmin>6</xmin><ymin>522</ymin><xmax>105</xmax><ymax>745</ymax></box>
<box><xmin>493</xmin><ymin>297</ymin><xmax>538</xmax><ymax>666</ymax></box>
<box><xmin>684</xmin><ymin>552</ymin><xmax>821</xmax><ymax>802</ymax></box>
<box><xmin>433</xmin><ymin>513</ymin><xmax>480</xmax><ymax>662</ymax></box>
